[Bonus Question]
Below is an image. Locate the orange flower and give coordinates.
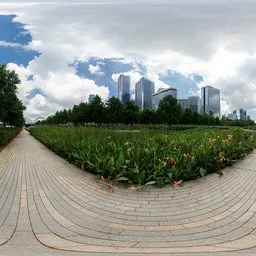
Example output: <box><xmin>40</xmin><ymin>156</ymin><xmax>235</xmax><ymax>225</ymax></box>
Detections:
<box><xmin>227</xmin><ymin>134</ymin><xmax>233</xmax><ymax>140</ymax></box>
<box><xmin>183</xmin><ymin>153</ymin><xmax>190</xmax><ymax>158</ymax></box>
<box><xmin>208</xmin><ymin>137</ymin><xmax>216</xmax><ymax>143</ymax></box>
<box><xmin>166</xmin><ymin>156</ymin><xmax>176</xmax><ymax>167</ymax></box>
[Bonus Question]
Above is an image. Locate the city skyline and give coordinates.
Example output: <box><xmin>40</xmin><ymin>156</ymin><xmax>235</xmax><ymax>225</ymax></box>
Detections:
<box><xmin>88</xmin><ymin>79</ymin><xmax>251</xmax><ymax>120</ymax></box>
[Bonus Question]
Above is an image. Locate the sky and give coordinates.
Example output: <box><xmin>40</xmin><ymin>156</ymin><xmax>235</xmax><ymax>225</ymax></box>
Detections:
<box><xmin>1</xmin><ymin>0</ymin><xmax>256</xmax><ymax>122</ymax></box>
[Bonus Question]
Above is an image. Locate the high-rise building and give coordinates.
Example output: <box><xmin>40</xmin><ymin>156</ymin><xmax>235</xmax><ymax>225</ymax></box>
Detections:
<box><xmin>88</xmin><ymin>94</ymin><xmax>96</xmax><ymax>104</ymax></box>
<box><xmin>135</xmin><ymin>77</ymin><xmax>155</xmax><ymax>109</ymax></box>
<box><xmin>239</xmin><ymin>109</ymin><xmax>247</xmax><ymax>121</ymax></box>
<box><xmin>118</xmin><ymin>75</ymin><xmax>130</xmax><ymax>105</ymax></box>
<box><xmin>188</xmin><ymin>96</ymin><xmax>201</xmax><ymax>113</ymax></box>
<box><xmin>152</xmin><ymin>87</ymin><xmax>177</xmax><ymax>110</ymax></box>
<box><xmin>228</xmin><ymin>110</ymin><xmax>238</xmax><ymax>120</ymax></box>
<box><xmin>178</xmin><ymin>99</ymin><xmax>189</xmax><ymax>110</ymax></box>
<box><xmin>201</xmin><ymin>86</ymin><xmax>221</xmax><ymax>118</ymax></box>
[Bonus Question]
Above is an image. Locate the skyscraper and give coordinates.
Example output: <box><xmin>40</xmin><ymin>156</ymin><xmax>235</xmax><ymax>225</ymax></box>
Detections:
<box><xmin>239</xmin><ymin>109</ymin><xmax>247</xmax><ymax>121</ymax></box>
<box><xmin>152</xmin><ymin>87</ymin><xmax>177</xmax><ymax>110</ymax></box>
<box><xmin>228</xmin><ymin>110</ymin><xmax>238</xmax><ymax>120</ymax></box>
<box><xmin>118</xmin><ymin>75</ymin><xmax>130</xmax><ymax>105</ymax></box>
<box><xmin>188</xmin><ymin>96</ymin><xmax>201</xmax><ymax>113</ymax></box>
<box><xmin>201</xmin><ymin>86</ymin><xmax>221</xmax><ymax>118</ymax></box>
<box><xmin>135</xmin><ymin>77</ymin><xmax>155</xmax><ymax>109</ymax></box>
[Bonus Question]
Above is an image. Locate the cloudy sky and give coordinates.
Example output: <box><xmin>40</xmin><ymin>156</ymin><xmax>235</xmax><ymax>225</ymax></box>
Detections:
<box><xmin>1</xmin><ymin>0</ymin><xmax>256</xmax><ymax>121</ymax></box>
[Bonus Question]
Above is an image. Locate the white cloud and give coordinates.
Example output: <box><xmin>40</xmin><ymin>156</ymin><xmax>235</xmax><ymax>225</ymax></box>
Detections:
<box><xmin>23</xmin><ymin>72</ymin><xmax>109</xmax><ymax>121</ymax></box>
<box><xmin>0</xmin><ymin>41</ymin><xmax>25</xmax><ymax>48</ymax></box>
<box><xmin>7</xmin><ymin>63</ymin><xmax>35</xmax><ymax>101</ymax></box>
<box><xmin>88</xmin><ymin>64</ymin><xmax>105</xmax><ymax>76</ymax></box>
<box><xmin>2</xmin><ymin>0</ymin><xmax>256</xmax><ymax>118</ymax></box>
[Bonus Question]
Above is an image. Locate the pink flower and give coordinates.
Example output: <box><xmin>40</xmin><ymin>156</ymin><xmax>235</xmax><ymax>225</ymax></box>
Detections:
<box><xmin>171</xmin><ymin>180</ymin><xmax>183</xmax><ymax>188</ymax></box>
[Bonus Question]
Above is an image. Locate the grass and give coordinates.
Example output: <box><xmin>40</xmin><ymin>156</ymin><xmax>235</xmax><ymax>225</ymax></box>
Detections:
<box><xmin>0</xmin><ymin>128</ymin><xmax>21</xmax><ymax>148</ymax></box>
<box><xmin>28</xmin><ymin>126</ymin><xmax>256</xmax><ymax>187</ymax></box>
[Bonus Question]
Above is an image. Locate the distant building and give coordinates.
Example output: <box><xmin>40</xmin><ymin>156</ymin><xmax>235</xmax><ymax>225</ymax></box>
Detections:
<box><xmin>135</xmin><ymin>77</ymin><xmax>155</xmax><ymax>109</ymax></box>
<box><xmin>178</xmin><ymin>99</ymin><xmax>189</xmax><ymax>110</ymax></box>
<box><xmin>227</xmin><ymin>110</ymin><xmax>238</xmax><ymax>120</ymax></box>
<box><xmin>188</xmin><ymin>96</ymin><xmax>201</xmax><ymax>113</ymax></box>
<box><xmin>118</xmin><ymin>74</ymin><xmax>130</xmax><ymax>105</ymax></box>
<box><xmin>240</xmin><ymin>109</ymin><xmax>247</xmax><ymax>121</ymax></box>
<box><xmin>201</xmin><ymin>86</ymin><xmax>221</xmax><ymax>118</ymax></box>
<box><xmin>247</xmin><ymin>115</ymin><xmax>251</xmax><ymax>121</ymax></box>
<box><xmin>152</xmin><ymin>87</ymin><xmax>177</xmax><ymax>110</ymax></box>
<box><xmin>88</xmin><ymin>94</ymin><xmax>96</xmax><ymax>104</ymax></box>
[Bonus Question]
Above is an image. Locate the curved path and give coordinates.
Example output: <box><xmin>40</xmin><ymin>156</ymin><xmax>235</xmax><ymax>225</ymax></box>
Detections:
<box><xmin>0</xmin><ymin>130</ymin><xmax>256</xmax><ymax>255</ymax></box>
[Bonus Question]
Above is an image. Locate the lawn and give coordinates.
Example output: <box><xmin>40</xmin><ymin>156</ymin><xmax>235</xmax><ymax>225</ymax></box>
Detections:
<box><xmin>29</xmin><ymin>126</ymin><xmax>256</xmax><ymax>187</ymax></box>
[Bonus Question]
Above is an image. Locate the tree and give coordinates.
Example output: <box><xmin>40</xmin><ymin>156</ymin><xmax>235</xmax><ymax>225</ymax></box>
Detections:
<box><xmin>181</xmin><ymin>108</ymin><xmax>193</xmax><ymax>125</ymax></box>
<box><xmin>157</xmin><ymin>96</ymin><xmax>182</xmax><ymax>126</ymax></box>
<box><xmin>139</xmin><ymin>109</ymin><xmax>156</xmax><ymax>124</ymax></box>
<box><xmin>0</xmin><ymin>64</ymin><xmax>25</xmax><ymax>127</ymax></box>
<box><xmin>106</xmin><ymin>97</ymin><xmax>123</xmax><ymax>124</ymax></box>
<box><xmin>191</xmin><ymin>111</ymin><xmax>200</xmax><ymax>125</ymax></box>
<box><xmin>123</xmin><ymin>101</ymin><xmax>139</xmax><ymax>125</ymax></box>
<box><xmin>71</xmin><ymin>103</ymin><xmax>90</xmax><ymax>126</ymax></box>
<box><xmin>90</xmin><ymin>95</ymin><xmax>106</xmax><ymax>125</ymax></box>
<box><xmin>7</xmin><ymin>98</ymin><xmax>26</xmax><ymax>127</ymax></box>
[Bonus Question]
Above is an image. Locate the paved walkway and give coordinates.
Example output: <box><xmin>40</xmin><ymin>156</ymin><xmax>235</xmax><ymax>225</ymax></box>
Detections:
<box><xmin>0</xmin><ymin>130</ymin><xmax>256</xmax><ymax>255</ymax></box>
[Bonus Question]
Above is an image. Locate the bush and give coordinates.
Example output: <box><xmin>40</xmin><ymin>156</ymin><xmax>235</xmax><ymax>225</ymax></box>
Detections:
<box><xmin>0</xmin><ymin>128</ymin><xmax>21</xmax><ymax>146</ymax></box>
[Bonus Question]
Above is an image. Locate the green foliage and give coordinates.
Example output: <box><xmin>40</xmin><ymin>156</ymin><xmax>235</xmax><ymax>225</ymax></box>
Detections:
<box><xmin>29</xmin><ymin>127</ymin><xmax>256</xmax><ymax>187</ymax></box>
<box><xmin>106</xmin><ymin>97</ymin><xmax>123</xmax><ymax>123</ymax></box>
<box><xmin>123</xmin><ymin>101</ymin><xmax>140</xmax><ymax>125</ymax></box>
<box><xmin>0</xmin><ymin>64</ymin><xmax>25</xmax><ymax>127</ymax></box>
<box><xmin>157</xmin><ymin>95</ymin><xmax>182</xmax><ymax>126</ymax></box>
<box><xmin>0</xmin><ymin>128</ymin><xmax>21</xmax><ymax>146</ymax></box>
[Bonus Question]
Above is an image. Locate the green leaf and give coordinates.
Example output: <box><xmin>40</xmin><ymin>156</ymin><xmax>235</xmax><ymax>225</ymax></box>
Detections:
<box><xmin>145</xmin><ymin>181</ymin><xmax>156</xmax><ymax>185</ymax></box>
<box><xmin>167</xmin><ymin>173</ymin><xmax>173</xmax><ymax>180</ymax></box>
<box><xmin>199</xmin><ymin>167</ymin><xmax>206</xmax><ymax>177</ymax></box>
<box><xmin>116</xmin><ymin>177</ymin><xmax>130</xmax><ymax>181</ymax></box>
<box><xmin>131</xmin><ymin>163</ymin><xmax>139</xmax><ymax>174</ymax></box>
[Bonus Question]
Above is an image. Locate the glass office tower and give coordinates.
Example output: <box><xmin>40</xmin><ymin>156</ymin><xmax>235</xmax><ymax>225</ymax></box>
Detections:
<box><xmin>118</xmin><ymin>75</ymin><xmax>130</xmax><ymax>105</ymax></box>
<box><xmin>135</xmin><ymin>77</ymin><xmax>155</xmax><ymax>109</ymax></box>
<box><xmin>201</xmin><ymin>86</ymin><xmax>221</xmax><ymax>118</ymax></box>
<box><xmin>188</xmin><ymin>96</ymin><xmax>201</xmax><ymax>113</ymax></box>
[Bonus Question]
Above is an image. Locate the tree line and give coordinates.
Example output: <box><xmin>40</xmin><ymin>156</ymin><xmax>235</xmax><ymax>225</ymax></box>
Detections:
<box><xmin>38</xmin><ymin>95</ymin><xmax>254</xmax><ymax>127</ymax></box>
<box><xmin>0</xmin><ymin>65</ymin><xmax>25</xmax><ymax>127</ymax></box>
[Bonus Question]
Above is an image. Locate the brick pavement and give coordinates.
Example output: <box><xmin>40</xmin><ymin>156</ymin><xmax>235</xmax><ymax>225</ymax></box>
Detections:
<box><xmin>0</xmin><ymin>129</ymin><xmax>256</xmax><ymax>255</ymax></box>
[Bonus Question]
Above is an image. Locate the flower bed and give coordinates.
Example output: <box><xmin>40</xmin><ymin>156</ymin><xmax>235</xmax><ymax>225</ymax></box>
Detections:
<box><xmin>29</xmin><ymin>127</ymin><xmax>256</xmax><ymax>187</ymax></box>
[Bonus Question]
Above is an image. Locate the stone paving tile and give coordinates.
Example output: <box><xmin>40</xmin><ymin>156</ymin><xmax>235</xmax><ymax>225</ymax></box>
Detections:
<box><xmin>0</xmin><ymin>130</ymin><xmax>256</xmax><ymax>254</ymax></box>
